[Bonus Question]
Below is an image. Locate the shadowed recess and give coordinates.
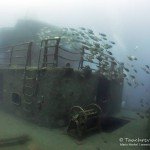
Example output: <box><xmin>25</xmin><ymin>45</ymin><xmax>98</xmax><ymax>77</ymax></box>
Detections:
<box><xmin>101</xmin><ymin>117</ymin><xmax>130</xmax><ymax>132</ymax></box>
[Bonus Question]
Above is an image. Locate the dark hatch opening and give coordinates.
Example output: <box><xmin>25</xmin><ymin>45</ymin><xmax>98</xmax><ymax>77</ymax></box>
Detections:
<box><xmin>96</xmin><ymin>76</ymin><xmax>110</xmax><ymax>112</ymax></box>
<box><xmin>101</xmin><ymin>117</ymin><xmax>130</xmax><ymax>132</ymax></box>
<box><xmin>12</xmin><ymin>93</ymin><xmax>21</xmax><ymax>106</ymax></box>
<box><xmin>0</xmin><ymin>74</ymin><xmax>3</xmax><ymax>102</ymax></box>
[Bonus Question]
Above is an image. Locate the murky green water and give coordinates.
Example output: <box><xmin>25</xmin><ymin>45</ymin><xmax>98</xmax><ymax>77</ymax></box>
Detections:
<box><xmin>0</xmin><ymin>110</ymin><xmax>148</xmax><ymax>150</ymax></box>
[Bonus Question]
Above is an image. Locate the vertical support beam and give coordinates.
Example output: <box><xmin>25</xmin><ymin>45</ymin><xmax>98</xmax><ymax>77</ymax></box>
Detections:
<box><xmin>78</xmin><ymin>48</ymin><xmax>84</xmax><ymax>70</ymax></box>
<box><xmin>42</xmin><ymin>40</ymin><xmax>48</xmax><ymax>67</ymax></box>
<box><xmin>99</xmin><ymin>55</ymin><xmax>103</xmax><ymax>75</ymax></box>
<box><xmin>99</xmin><ymin>65</ymin><xmax>104</xmax><ymax>76</ymax></box>
<box><xmin>110</xmin><ymin>61</ymin><xmax>115</xmax><ymax>79</ymax></box>
<box><xmin>27</xmin><ymin>42</ymin><xmax>32</xmax><ymax>67</ymax></box>
<box><xmin>54</xmin><ymin>38</ymin><xmax>60</xmax><ymax>67</ymax></box>
<box><xmin>9</xmin><ymin>46</ymin><xmax>14</xmax><ymax>67</ymax></box>
<box><xmin>119</xmin><ymin>62</ymin><xmax>124</xmax><ymax>81</ymax></box>
<box><xmin>37</xmin><ymin>40</ymin><xmax>44</xmax><ymax>70</ymax></box>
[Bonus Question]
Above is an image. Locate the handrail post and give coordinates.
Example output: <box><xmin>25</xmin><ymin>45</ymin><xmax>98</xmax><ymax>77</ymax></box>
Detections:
<box><xmin>119</xmin><ymin>62</ymin><xmax>124</xmax><ymax>81</ymax></box>
<box><xmin>78</xmin><ymin>48</ymin><xmax>84</xmax><ymax>70</ymax></box>
<box><xmin>27</xmin><ymin>42</ymin><xmax>32</xmax><ymax>67</ymax></box>
<box><xmin>9</xmin><ymin>46</ymin><xmax>13</xmax><ymax>67</ymax></box>
<box><xmin>110</xmin><ymin>61</ymin><xmax>115</xmax><ymax>79</ymax></box>
<box><xmin>42</xmin><ymin>40</ymin><xmax>48</xmax><ymax>67</ymax></box>
<box><xmin>54</xmin><ymin>38</ymin><xmax>60</xmax><ymax>67</ymax></box>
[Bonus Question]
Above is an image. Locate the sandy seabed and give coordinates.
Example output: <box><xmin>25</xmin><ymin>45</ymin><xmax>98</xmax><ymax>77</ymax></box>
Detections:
<box><xmin>0</xmin><ymin>109</ymin><xmax>148</xmax><ymax>150</ymax></box>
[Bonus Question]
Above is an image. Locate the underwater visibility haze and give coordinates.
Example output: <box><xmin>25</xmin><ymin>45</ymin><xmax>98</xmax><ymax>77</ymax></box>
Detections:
<box><xmin>0</xmin><ymin>0</ymin><xmax>150</xmax><ymax>150</ymax></box>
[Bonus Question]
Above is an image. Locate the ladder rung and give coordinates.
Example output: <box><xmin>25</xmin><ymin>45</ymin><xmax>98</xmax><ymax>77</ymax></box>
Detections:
<box><xmin>0</xmin><ymin>57</ymin><xmax>9</xmax><ymax>59</ymax></box>
<box><xmin>13</xmin><ymin>64</ymin><xmax>25</xmax><ymax>65</ymax></box>
<box><xmin>23</xmin><ymin>107</ymin><xmax>32</xmax><ymax>113</ymax></box>
<box><xmin>12</xmin><ymin>56</ymin><xmax>25</xmax><ymax>58</ymax></box>
<box><xmin>12</xmin><ymin>102</ymin><xmax>21</xmax><ymax>106</ymax></box>
<box><xmin>45</xmin><ymin>38</ymin><xmax>60</xmax><ymax>41</ymax></box>
<box><xmin>13</xmin><ymin>49</ymin><xmax>27</xmax><ymax>51</ymax></box>
<box><xmin>45</xmin><ymin>45</ymin><xmax>56</xmax><ymax>48</ymax></box>
<box><xmin>24</xmin><ymin>93</ymin><xmax>33</xmax><ymax>97</ymax></box>
<box><xmin>24</xmin><ymin>101</ymin><xmax>32</xmax><ymax>105</ymax></box>
<box><xmin>43</xmin><ymin>62</ymin><xmax>54</xmax><ymax>64</ymax></box>
<box><xmin>44</xmin><ymin>54</ymin><xmax>54</xmax><ymax>56</ymax></box>
<box><xmin>24</xmin><ymin>74</ymin><xmax>34</xmax><ymax>76</ymax></box>
<box><xmin>25</xmin><ymin>66</ymin><xmax>38</xmax><ymax>69</ymax></box>
<box><xmin>25</xmin><ymin>77</ymin><xmax>34</xmax><ymax>80</ymax></box>
<box><xmin>25</xmin><ymin>69</ymin><xmax>36</xmax><ymax>76</ymax></box>
<box><xmin>0</xmin><ymin>63</ymin><xmax>10</xmax><ymax>65</ymax></box>
<box><xmin>0</xmin><ymin>50</ymin><xmax>10</xmax><ymax>53</ymax></box>
<box><xmin>24</xmin><ymin>85</ymin><xmax>34</xmax><ymax>88</ymax></box>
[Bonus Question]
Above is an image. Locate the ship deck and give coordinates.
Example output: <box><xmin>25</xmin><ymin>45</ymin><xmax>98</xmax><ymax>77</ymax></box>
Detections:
<box><xmin>0</xmin><ymin>109</ymin><xmax>148</xmax><ymax>150</ymax></box>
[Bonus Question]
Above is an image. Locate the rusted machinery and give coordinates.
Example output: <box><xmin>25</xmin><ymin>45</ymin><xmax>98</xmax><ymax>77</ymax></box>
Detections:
<box><xmin>67</xmin><ymin>103</ymin><xmax>102</xmax><ymax>139</ymax></box>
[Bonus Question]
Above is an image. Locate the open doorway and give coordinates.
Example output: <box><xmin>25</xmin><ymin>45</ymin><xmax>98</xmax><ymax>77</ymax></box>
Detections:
<box><xmin>0</xmin><ymin>74</ymin><xmax>3</xmax><ymax>102</ymax></box>
<box><xmin>96</xmin><ymin>76</ymin><xmax>110</xmax><ymax>113</ymax></box>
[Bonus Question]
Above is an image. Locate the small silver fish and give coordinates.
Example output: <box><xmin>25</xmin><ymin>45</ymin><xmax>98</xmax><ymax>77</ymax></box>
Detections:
<box><xmin>123</xmin><ymin>73</ymin><xmax>127</xmax><ymax>77</ymax></box>
<box><xmin>94</xmin><ymin>43</ymin><xmax>100</xmax><ymax>48</ymax></box>
<box><xmin>124</xmin><ymin>67</ymin><xmax>129</xmax><ymax>72</ymax></box>
<box><xmin>80</xmin><ymin>27</ymin><xmax>86</xmax><ymax>30</ymax></box>
<box><xmin>110</xmin><ymin>41</ymin><xmax>115</xmax><ymax>44</ymax></box>
<box><xmin>145</xmin><ymin>65</ymin><xmax>149</xmax><ymax>69</ymax></box>
<box><xmin>134</xmin><ymin>69</ymin><xmax>137</xmax><ymax>73</ymax></box>
<box><xmin>99</xmin><ymin>33</ymin><xmax>106</xmax><ymax>37</ymax></box>
<box><xmin>69</xmin><ymin>28</ymin><xmax>76</xmax><ymax>31</ymax></box>
<box><xmin>111</xmin><ymin>61</ymin><xmax>117</xmax><ymax>65</ymax></box>
<box><xmin>130</xmin><ymin>75</ymin><xmax>135</xmax><ymax>79</ymax></box>
<box><xmin>127</xmin><ymin>82</ymin><xmax>132</xmax><ymax>86</ymax></box>
<box><xmin>88</xmin><ymin>29</ymin><xmax>94</xmax><ymax>34</ymax></box>
<box><xmin>104</xmin><ymin>44</ymin><xmax>112</xmax><ymax>49</ymax></box>
<box><xmin>106</xmin><ymin>51</ymin><xmax>112</xmax><ymax>55</ymax></box>
<box><xmin>127</xmin><ymin>56</ymin><xmax>137</xmax><ymax>61</ymax></box>
<box><xmin>96</xmin><ymin>56</ymin><xmax>103</xmax><ymax>61</ymax></box>
<box><xmin>103</xmin><ymin>37</ymin><xmax>107</xmax><ymax>40</ymax></box>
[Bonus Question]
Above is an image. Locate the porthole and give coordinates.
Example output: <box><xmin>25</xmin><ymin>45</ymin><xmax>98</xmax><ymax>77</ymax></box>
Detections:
<box><xmin>12</xmin><ymin>93</ymin><xmax>21</xmax><ymax>106</ymax></box>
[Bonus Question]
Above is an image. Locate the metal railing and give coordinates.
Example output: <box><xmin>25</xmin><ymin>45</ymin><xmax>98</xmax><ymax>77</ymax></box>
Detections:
<box><xmin>0</xmin><ymin>38</ymin><xmax>124</xmax><ymax>80</ymax></box>
<box><xmin>0</xmin><ymin>42</ymin><xmax>32</xmax><ymax>68</ymax></box>
<box><xmin>81</xmin><ymin>48</ymin><xmax>124</xmax><ymax>80</ymax></box>
<box><xmin>37</xmin><ymin>38</ymin><xmax>82</xmax><ymax>70</ymax></box>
